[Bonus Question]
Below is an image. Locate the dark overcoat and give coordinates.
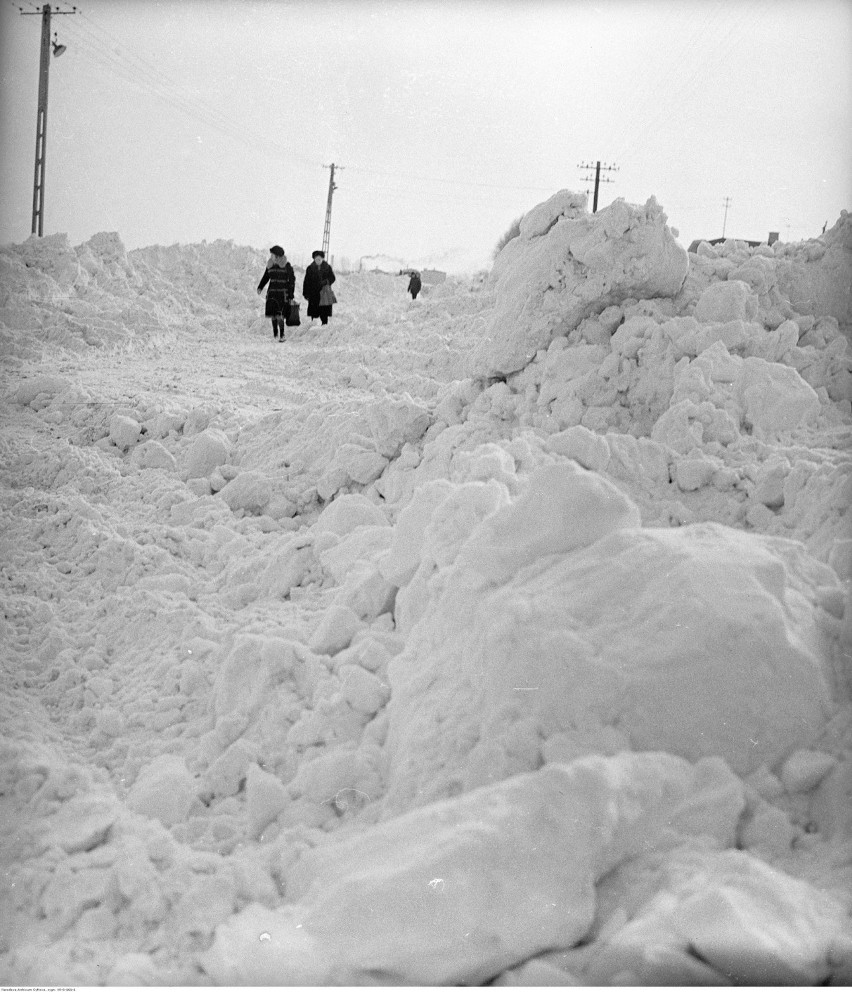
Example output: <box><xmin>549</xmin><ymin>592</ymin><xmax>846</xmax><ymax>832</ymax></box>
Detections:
<box><xmin>258</xmin><ymin>260</ymin><xmax>295</xmax><ymax>317</ymax></box>
<box><xmin>302</xmin><ymin>260</ymin><xmax>336</xmax><ymax>319</ymax></box>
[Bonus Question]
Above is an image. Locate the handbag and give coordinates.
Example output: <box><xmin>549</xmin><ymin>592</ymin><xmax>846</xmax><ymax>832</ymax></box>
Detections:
<box><xmin>319</xmin><ymin>284</ymin><xmax>337</xmax><ymax>306</ymax></box>
<box><xmin>286</xmin><ymin>300</ymin><xmax>301</xmax><ymax>326</ymax></box>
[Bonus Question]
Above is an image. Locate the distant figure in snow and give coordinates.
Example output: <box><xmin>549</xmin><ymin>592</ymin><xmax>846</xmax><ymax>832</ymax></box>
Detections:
<box><xmin>257</xmin><ymin>245</ymin><xmax>295</xmax><ymax>341</ymax></box>
<box><xmin>408</xmin><ymin>271</ymin><xmax>422</xmax><ymax>299</ymax></box>
<box><xmin>302</xmin><ymin>250</ymin><xmax>336</xmax><ymax>325</ymax></box>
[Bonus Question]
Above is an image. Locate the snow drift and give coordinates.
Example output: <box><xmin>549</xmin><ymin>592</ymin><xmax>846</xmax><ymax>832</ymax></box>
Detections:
<box><xmin>1</xmin><ymin>195</ymin><xmax>850</xmax><ymax>986</ymax></box>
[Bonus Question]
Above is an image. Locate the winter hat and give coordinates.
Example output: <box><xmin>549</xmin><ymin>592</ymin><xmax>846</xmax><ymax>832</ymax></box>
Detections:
<box><xmin>270</xmin><ymin>245</ymin><xmax>285</xmax><ymax>256</ymax></box>
<box><xmin>312</xmin><ymin>250</ymin><xmax>325</xmax><ymax>259</ymax></box>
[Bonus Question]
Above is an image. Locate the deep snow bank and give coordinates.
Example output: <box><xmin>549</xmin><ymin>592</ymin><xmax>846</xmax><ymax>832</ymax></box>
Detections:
<box><xmin>471</xmin><ymin>192</ymin><xmax>689</xmax><ymax>377</ymax></box>
<box><xmin>1</xmin><ymin>198</ymin><xmax>851</xmax><ymax>986</ymax></box>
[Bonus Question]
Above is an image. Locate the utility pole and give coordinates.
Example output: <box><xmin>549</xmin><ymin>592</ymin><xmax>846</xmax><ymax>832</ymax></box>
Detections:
<box><xmin>721</xmin><ymin>196</ymin><xmax>732</xmax><ymax>238</ymax></box>
<box><xmin>321</xmin><ymin>163</ymin><xmax>342</xmax><ymax>258</ymax></box>
<box><xmin>22</xmin><ymin>3</ymin><xmax>76</xmax><ymax>236</ymax></box>
<box><xmin>577</xmin><ymin>160</ymin><xmax>618</xmax><ymax>213</ymax></box>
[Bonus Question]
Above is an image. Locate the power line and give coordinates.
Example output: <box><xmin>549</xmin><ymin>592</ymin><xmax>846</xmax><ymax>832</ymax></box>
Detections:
<box><xmin>53</xmin><ymin>7</ymin><xmax>320</xmax><ymax>169</ymax></box>
<box><xmin>577</xmin><ymin>161</ymin><xmax>618</xmax><ymax>213</ymax></box>
<box><xmin>346</xmin><ymin>163</ymin><xmax>554</xmax><ymax>195</ymax></box>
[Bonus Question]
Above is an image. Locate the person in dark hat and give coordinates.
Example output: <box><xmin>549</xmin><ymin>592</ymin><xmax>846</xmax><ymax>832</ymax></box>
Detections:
<box><xmin>302</xmin><ymin>250</ymin><xmax>336</xmax><ymax>325</ymax></box>
<box><xmin>257</xmin><ymin>246</ymin><xmax>295</xmax><ymax>341</ymax></box>
<box><xmin>407</xmin><ymin>270</ymin><xmax>422</xmax><ymax>300</ymax></box>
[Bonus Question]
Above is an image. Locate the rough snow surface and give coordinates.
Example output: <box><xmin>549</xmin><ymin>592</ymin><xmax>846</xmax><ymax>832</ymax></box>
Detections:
<box><xmin>1</xmin><ymin>202</ymin><xmax>850</xmax><ymax>986</ymax></box>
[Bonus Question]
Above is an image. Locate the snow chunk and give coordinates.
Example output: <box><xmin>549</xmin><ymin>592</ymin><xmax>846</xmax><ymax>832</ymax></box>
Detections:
<box><xmin>125</xmin><ymin>754</ymin><xmax>196</xmax><ymax>826</ymax></box>
<box><xmin>385</xmin><ymin>517</ymin><xmax>836</xmax><ymax>813</ymax></box>
<box><xmin>473</xmin><ymin>195</ymin><xmax>688</xmax><ymax>377</ymax></box>
<box><xmin>318</xmin><ymin>525</ymin><xmax>393</xmax><ymax>584</ymax></box>
<box><xmin>309</xmin><ymin>604</ymin><xmax>363</xmax><ymax>655</ymax></box>
<box><xmin>380</xmin><ymin>479</ymin><xmax>456</xmax><ymax>586</ymax></box>
<box><xmin>779</xmin><ymin>749</ymin><xmax>837</xmax><ymax>793</ymax></box>
<box><xmin>130</xmin><ymin>438</ymin><xmax>177</xmax><ymax>472</ymax></box>
<box><xmin>694</xmin><ymin>279</ymin><xmax>758</xmax><ymax>323</ymax></box>
<box><xmin>666</xmin><ymin>855</ymin><xmax>846</xmax><ymax>984</ymax></box>
<box><xmin>182</xmin><ymin>427</ymin><xmax>230</xmax><ymax>480</ymax></box>
<box><xmin>366</xmin><ymin>396</ymin><xmax>432</xmax><ymax>458</ymax></box>
<box><xmin>41</xmin><ymin>792</ymin><xmax>118</xmax><ymax>854</ymax></box>
<box><xmin>739</xmin><ymin>356</ymin><xmax>820</xmax><ymax>437</ymax></box>
<box><xmin>546</xmin><ymin>425</ymin><xmax>611</xmax><ymax>472</ymax></box>
<box><xmin>217</xmin><ymin>470</ymin><xmax>271</xmax><ymax>513</ymax></box>
<box><xmin>314</xmin><ymin>492</ymin><xmax>389</xmax><ymax>536</ymax></box>
<box><xmin>456</xmin><ymin>461</ymin><xmax>641</xmax><ymax>584</ymax></box>
<box><xmin>14</xmin><ymin>375</ymin><xmax>67</xmax><ymax>407</ymax></box>
<box><xmin>337</xmin><ymin>663</ymin><xmax>389</xmax><ymax>714</ymax></box>
<box><xmin>108</xmin><ymin>414</ymin><xmax>141</xmax><ymax>451</ymax></box>
<box><xmin>585</xmin><ymin>849</ymin><xmax>847</xmax><ymax>985</ymax></box>
<box><xmin>205</xmin><ymin>753</ymin><xmax>743</xmax><ymax>987</ymax></box>
<box><xmin>245</xmin><ymin>763</ymin><xmax>289</xmax><ymax>838</ymax></box>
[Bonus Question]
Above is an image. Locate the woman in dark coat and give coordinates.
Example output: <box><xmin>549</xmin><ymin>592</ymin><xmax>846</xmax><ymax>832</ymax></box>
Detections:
<box><xmin>257</xmin><ymin>245</ymin><xmax>295</xmax><ymax>341</ymax></box>
<box><xmin>302</xmin><ymin>250</ymin><xmax>336</xmax><ymax>325</ymax></box>
<box><xmin>408</xmin><ymin>271</ymin><xmax>422</xmax><ymax>299</ymax></box>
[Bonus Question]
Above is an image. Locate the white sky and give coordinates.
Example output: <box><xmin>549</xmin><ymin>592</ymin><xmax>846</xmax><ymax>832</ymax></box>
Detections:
<box><xmin>1</xmin><ymin>0</ymin><xmax>850</xmax><ymax>270</ymax></box>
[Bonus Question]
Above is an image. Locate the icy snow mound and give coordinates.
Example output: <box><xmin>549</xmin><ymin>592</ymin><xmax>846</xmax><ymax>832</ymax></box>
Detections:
<box><xmin>685</xmin><ymin>211</ymin><xmax>852</xmax><ymax>335</ymax></box>
<box><xmin>471</xmin><ymin>192</ymin><xmax>689</xmax><ymax>377</ymax></box>
<box><xmin>204</xmin><ymin>751</ymin><xmax>848</xmax><ymax>986</ymax></box>
<box><xmin>380</xmin><ymin>461</ymin><xmax>843</xmax><ymax>814</ymax></box>
<box><xmin>775</xmin><ymin>211</ymin><xmax>852</xmax><ymax>332</ymax></box>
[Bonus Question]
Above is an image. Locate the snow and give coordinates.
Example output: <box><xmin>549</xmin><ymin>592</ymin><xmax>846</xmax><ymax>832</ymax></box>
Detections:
<box><xmin>1</xmin><ymin>196</ymin><xmax>850</xmax><ymax>985</ymax></box>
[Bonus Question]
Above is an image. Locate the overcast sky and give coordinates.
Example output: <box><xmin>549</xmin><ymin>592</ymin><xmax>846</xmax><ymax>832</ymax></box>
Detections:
<box><xmin>1</xmin><ymin>0</ymin><xmax>850</xmax><ymax>271</ymax></box>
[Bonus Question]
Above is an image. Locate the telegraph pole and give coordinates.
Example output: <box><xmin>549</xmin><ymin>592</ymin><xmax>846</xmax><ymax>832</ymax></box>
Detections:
<box><xmin>22</xmin><ymin>3</ymin><xmax>77</xmax><ymax>236</ymax></box>
<box><xmin>577</xmin><ymin>160</ymin><xmax>618</xmax><ymax>213</ymax></box>
<box><xmin>321</xmin><ymin>163</ymin><xmax>342</xmax><ymax>258</ymax></box>
<box><xmin>721</xmin><ymin>196</ymin><xmax>732</xmax><ymax>238</ymax></box>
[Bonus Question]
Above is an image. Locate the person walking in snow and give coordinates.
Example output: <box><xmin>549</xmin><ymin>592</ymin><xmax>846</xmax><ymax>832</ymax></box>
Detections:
<box><xmin>408</xmin><ymin>270</ymin><xmax>422</xmax><ymax>300</ymax></box>
<box><xmin>302</xmin><ymin>250</ymin><xmax>336</xmax><ymax>325</ymax></box>
<box><xmin>257</xmin><ymin>245</ymin><xmax>295</xmax><ymax>341</ymax></box>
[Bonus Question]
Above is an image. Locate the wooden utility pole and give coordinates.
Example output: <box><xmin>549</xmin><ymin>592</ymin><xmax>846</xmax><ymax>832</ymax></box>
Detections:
<box><xmin>22</xmin><ymin>3</ymin><xmax>76</xmax><ymax>236</ymax></box>
<box><xmin>322</xmin><ymin>163</ymin><xmax>342</xmax><ymax>258</ymax></box>
<box><xmin>722</xmin><ymin>196</ymin><xmax>732</xmax><ymax>238</ymax></box>
<box><xmin>577</xmin><ymin>160</ymin><xmax>619</xmax><ymax>213</ymax></box>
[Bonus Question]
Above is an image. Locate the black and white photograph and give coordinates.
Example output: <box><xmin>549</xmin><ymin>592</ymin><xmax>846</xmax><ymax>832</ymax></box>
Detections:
<box><xmin>0</xmin><ymin>0</ymin><xmax>850</xmax><ymax>986</ymax></box>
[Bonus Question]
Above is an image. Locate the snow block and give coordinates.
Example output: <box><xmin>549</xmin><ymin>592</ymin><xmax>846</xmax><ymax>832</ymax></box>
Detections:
<box><xmin>108</xmin><ymin>414</ymin><xmax>141</xmax><ymax>451</ymax></box>
<box><xmin>584</xmin><ymin>849</ymin><xmax>848</xmax><ymax>985</ymax></box>
<box><xmin>472</xmin><ymin>195</ymin><xmax>688</xmax><ymax>377</ymax></box>
<box><xmin>182</xmin><ymin>427</ymin><xmax>230</xmax><ymax>480</ymax></box>
<box><xmin>694</xmin><ymin>279</ymin><xmax>758</xmax><ymax>323</ymax></box>
<box><xmin>14</xmin><ymin>375</ymin><xmax>67</xmax><ymax>407</ymax></box>
<box><xmin>125</xmin><ymin>754</ymin><xmax>196</xmax><ymax>826</ymax></box>
<box><xmin>314</xmin><ymin>492</ymin><xmax>389</xmax><ymax>536</ymax></box>
<box><xmin>384</xmin><ymin>515</ymin><xmax>837</xmax><ymax>814</ymax></box>
<box><xmin>456</xmin><ymin>461</ymin><xmax>641</xmax><ymax>584</ymax></box>
<box><xmin>130</xmin><ymin>439</ymin><xmax>177</xmax><ymax>472</ymax></box>
<box><xmin>203</xmin><ymin>753</ymin><xmax>743</xmax><ymax>987</ymax></box>
<box><xmin>217</xmin><ymin>470</ymin><xmax>271</xmax><ymax>513</ymax></box>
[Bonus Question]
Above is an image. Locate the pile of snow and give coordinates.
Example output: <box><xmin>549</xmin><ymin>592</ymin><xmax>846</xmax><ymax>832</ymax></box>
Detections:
<box><xmin>1</xmin><ymin>194</ymin><xmax>850</xmax><ymax>986</ymax></box>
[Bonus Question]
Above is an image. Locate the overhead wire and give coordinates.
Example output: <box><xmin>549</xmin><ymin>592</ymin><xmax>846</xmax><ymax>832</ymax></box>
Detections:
<box><xmin>52</xmin><ymin>7</ymin><xmax>320</xmax><ymax>170</ymax></box>
<box><xmin>607</xmin><ymin>0</ymin><xmax>728</xmax><ymax>166</ymax></box>
<box><xmin>614</xmin><ymin>0</ymin><xmax>767</xmax><ymax>168</ymax></box>
<box><xmin>6</xmin><ymin>0</ymin><xmax>43</xmax><ymax>13</ymax></box>
<box><xmin>8</xmin><ymin>0</ymin><xmax>624</xmax><ymax>243</ymax></box>
<box><xmin>346</xmin><ymin>163</ymin><xmax>555</xmax><ymax>195</ymax></box>
<box><xmin>62</xmin><ymin>5</ymin><xmax>562</xmax><ymax>197</ymax></box>
<box><xmin>14</xmin><ymin>0</ymin><xmax>572</xmax><ymax>206</ymax></box>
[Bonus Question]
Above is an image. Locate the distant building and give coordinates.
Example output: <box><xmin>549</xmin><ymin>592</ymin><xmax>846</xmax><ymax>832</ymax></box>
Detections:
<box><xmin>359</xmin><ymin>254</ymin><xmax>407</xmax><ymax>273</ymax></box>
<box><xmin>420</xmin><ymin>269</ymin><xmax>446</xmax><ymax>285</ymax></box>
<box><xmin>688</xmin><ymin>231</ymin><xmax>780</xmax><ymax>253</ymax></box>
